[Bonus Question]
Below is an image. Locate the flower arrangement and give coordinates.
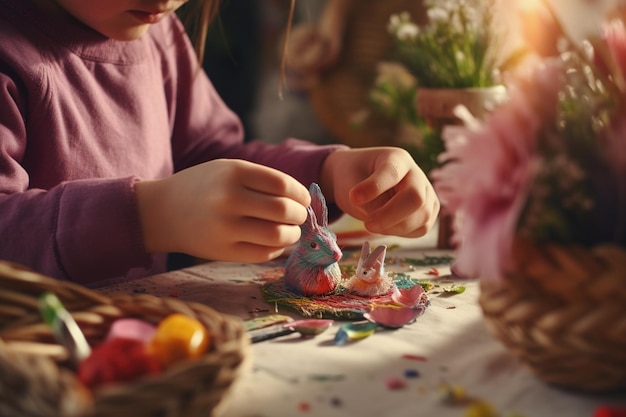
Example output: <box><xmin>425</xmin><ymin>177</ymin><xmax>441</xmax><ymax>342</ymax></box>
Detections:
<box><xmin>430</xmin><ymin>2</ymin><xmax>626</xmax><ymax>280</ymax></box>
<box><xmin>366</xmin><ymin>0</ymin><xmax>518</xmax><ymax>174</ymax></box>
<box><xmin>386</xmin><ymin>0</ymin><xmax>502</xmax><ymax>88</ymax></box>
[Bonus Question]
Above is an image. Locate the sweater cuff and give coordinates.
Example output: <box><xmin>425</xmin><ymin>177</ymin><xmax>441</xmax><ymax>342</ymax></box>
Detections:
<box><xmin>56</xmin><ymin>177</ymin><xmax>152</xmax><ymax>283</ymax></box>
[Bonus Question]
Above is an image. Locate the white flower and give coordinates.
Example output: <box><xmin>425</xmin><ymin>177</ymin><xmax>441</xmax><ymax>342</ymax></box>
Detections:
<box><xmin>387</xmin><ymin>14</ymin><xmax>401</xmax><ymax>34</ymax></box>
<box><xmin>427</xmin><ymin>7</ymin><xmax>449</xmax><ymax>24</ymax></box>
<box><xmin>369</xmin><ymin>90</ymin><xmax>394</xmax><ymax>110</ymax></box>
<box><xmin>387</xmin><ymin>12</ymin><xmax>413</xmax><ymax>36</ymax></box>
<box><xmin>375</xmin><ymin>62</ymin><xmax>417</xmax><ymax>90</ymax></box>
<box><xmin>396</xmin><ymin>23</ymin><xmax>419</xmax><ymax>41</ymax></box>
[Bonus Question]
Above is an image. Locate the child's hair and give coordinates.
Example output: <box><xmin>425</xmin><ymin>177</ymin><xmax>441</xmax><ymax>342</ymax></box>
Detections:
<box><xmin>178</xmin><ymin>0</ymin><xmax>297</xmax><ymax>96</ymax></box>
<box><xmin>177</xmin><ymin>0</ymin><xmax>222</xmax><ymax>62</ymax></box>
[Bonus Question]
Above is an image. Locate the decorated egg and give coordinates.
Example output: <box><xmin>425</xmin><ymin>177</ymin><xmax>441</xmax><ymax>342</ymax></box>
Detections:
<box><xmin>149</xmin><ymin>313</ymin><xmax>211</xmax><ymax>367</ymax></box>
<box><xmin>78</xmin><ymin>337</ymin><xmax>160</xmax><ymax>390</ymax></box>
<box><xmin>105</xmin><ymin>318</ymin><xmax>156</xmax><ymax>344</ymax></box>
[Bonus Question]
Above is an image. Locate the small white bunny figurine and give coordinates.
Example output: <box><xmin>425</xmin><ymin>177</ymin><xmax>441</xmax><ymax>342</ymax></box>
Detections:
<box><xmin>345</xmin><ymin>241</ymin><xmax>394</xmax><ymax>297</ymax></box>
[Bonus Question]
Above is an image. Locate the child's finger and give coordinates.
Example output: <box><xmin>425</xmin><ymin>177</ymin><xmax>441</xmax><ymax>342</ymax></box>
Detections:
<box><xmin>240</xmin><ymin>164</ymin><xmax>311</xmax><ymax>206</ymax></box>
<box><xmin>349</xmin><ymin>160</ymin><xmax>409</xmax><ymax>206</ymax></box>
<box><xmin>233</xmin><ymin>217</ymin><xmax>303</xmax><ymax>248</ymax></box>
<box><xmin>237</xmin><ymin>193</ymin><xmax>309</xmax><ymax>226</ymax></box>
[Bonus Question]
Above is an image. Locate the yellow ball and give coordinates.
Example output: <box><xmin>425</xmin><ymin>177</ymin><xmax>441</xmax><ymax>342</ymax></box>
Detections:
<box><xmin>149</xmin><ymin>313</ymin><xmax>210</xmax><ymax>367</ymax></box>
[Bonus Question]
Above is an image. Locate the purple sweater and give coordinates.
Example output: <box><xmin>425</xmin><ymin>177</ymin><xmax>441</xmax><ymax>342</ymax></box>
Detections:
<box><xmin>0</xmin><ymin>1</ymin><xmax>344</xmax><ymax>284</ymax></box>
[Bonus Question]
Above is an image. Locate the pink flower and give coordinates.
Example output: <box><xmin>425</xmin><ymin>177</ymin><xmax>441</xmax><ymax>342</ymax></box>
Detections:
<box><xmin>604</xmin><ymin>19</ymin><xmax>626</xmax><ymax>73</ymax></box>
<box><xmin>602</xmin><ymin>22</ymin><xmax>626</xmax><ymax>162</ymax></box>
<box><xmin>430</xmin><ymin>60</ymin><xmax>563</xmax><ymax>280</ymax></box>
<box><xmin>591</xmin><ymin>19</ymin><xmax>626</xmax><ymax>89</ymax></box>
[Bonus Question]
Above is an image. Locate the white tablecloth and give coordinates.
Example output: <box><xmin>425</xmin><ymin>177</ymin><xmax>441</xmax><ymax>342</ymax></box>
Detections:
<box><xmin>96</xmin><ymin>228</ymin><xmax>626</xmax><ymax>417</ymax></box>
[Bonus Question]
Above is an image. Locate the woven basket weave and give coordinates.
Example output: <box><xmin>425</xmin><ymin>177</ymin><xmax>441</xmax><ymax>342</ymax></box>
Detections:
<box><xmin>479</xmin><ymin>239</ymin><xmax>626</xmax><ymax>392</ymax></box>
<box><xmin>0</xmin><ymin>261</ymin><xmax>251</xmax><ymax>417</ymax></box>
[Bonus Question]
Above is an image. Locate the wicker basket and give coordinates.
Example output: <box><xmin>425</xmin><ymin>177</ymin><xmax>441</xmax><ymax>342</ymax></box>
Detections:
<box><xmin>0</xmin><ymin>261</ymin><xmax>251</xmax><ymax>417</ymax></box>
<box><xmin>478</xmin><ymin>239</ymin><xmax>626</xmax><ymax>392</ymax></box>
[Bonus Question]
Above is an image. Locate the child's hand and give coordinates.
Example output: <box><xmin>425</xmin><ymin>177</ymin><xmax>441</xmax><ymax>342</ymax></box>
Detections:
<box><xmin>135</xmin><ymin>159</ymin><xmax>311</xmax><ymax>262</ymax></box>
<box><xmin>320</xmin><ymin>147</ymin><xmax>440</xmax><ymax>238</ymax></box>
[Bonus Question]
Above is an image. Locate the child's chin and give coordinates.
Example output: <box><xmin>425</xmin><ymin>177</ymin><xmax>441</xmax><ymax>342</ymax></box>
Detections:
<box><xmin>96</xmin><ymin>24</ymin><xmax>150</xmax><ymax>42</ymax></box>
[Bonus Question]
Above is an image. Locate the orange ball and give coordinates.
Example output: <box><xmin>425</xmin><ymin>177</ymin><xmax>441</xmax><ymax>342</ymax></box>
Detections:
<box><xmin>149</xmin><ymin>313</ymin><xmax>210</xmax><ymax>367</ymax></box>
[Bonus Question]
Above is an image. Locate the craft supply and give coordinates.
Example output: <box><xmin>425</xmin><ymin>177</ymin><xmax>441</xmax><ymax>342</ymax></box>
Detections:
<box><xmin>38</xmin><ymin>291</ymin><xmax>91</xmax><ymax>366</ymax></box>
<box><xmin>392</xmin><ymin>284</ymin><xmax>427</xmax><ymax>307</ymax></box>
<box><xmin>78</xmin><ymin>337</ymin><xmax>160</xmax><ymax>390</ymax></box>
<box><xmin>363</xmin><ymin>306</ymin><xmax>425</xmax><ymax>328</ymax></box>
<box><xmin>345</xmin><ymin>242</ymin><xmax>394</xmax><ymax>296</ymax></box>
<box><xmin>249</xmin><ymin>318</ymin><xmax>333</xmax><ymax>342</ymax></box>
<box><xmin>149</xmin><ymin>313</ymin><xmax>210</xmax><ymax>367</ymax></box>
<box><xmin>244</xmin><ymin>314</ymin><xmax>294</xmax><ymax>331</ymax></box>
<box><xmin>333</xmin><ymin>321</ymin><xmax>378</xmax><ymax>345</ymax></box>
<box><xmin>262</xmin><ymin>273</ymin><xmax>430</xmax><ymax>320</ymax></box>
<box><xmin>284</xmin><ymin>183</ymin><xmax>342</xmax><ymax>296</ymax></box>
<box><xmin>249</xmin><ymin>323</ymin><xmax>295</xmax><ymax>343</ymax></box>
<box><xmin>284</xmin><ymin>319</ymin><xmax>334</xmax><ymax>336</ymax></box>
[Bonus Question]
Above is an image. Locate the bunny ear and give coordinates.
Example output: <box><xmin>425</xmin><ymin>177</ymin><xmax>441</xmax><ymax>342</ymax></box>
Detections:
<box><xmin>309</xmin><ymin>183</ymin><xmax>329</xmax><ymax>228</ymax></box>
<box><xmin>360</xmin><ymin>241</ymin><xmax>371</xmax><ymax>261</ymax></box>
<box><xmin>365</xmin><ymin>245</ymin><xmax>387</xmax><ymax>268</ymax></box>
<box><xmin>300</xmin><ymin>205</ymin><xmax>318</xmax><ymax>236</ymax></box>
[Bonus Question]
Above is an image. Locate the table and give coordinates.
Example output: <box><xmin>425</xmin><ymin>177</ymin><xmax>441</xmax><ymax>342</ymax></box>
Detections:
<box><xmin>95</xmin><ymin>225</ymin><xmax>626</xmax><ymax>417</ymax></box>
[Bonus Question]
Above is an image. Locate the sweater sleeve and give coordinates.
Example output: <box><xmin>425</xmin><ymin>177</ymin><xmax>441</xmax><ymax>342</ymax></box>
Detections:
<box><xmin>0</xmin><ymin>72</ymin><xmax>152</xmax><ymax>282</ymax></box>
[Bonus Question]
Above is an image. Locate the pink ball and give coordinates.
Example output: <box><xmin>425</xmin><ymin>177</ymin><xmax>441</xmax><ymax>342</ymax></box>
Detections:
<box><xmin>106</xmin><ymin>318</ymin><xmax>157</xmax><ymax>344</ymax></box>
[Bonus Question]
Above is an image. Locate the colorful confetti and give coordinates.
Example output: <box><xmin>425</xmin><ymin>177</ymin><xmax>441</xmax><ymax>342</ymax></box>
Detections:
<box><xmin>403</xmin><ymin>255</ymin><xmax>454</xmax><ymax>266</ymax></box>
<box><xmin>594</xmin><ymin>406</ymin><xmax>626</xmax><ymax>417</ymax></box>
<box><xmin>441</xmin><ymin>285</ymin><xmax>466</xmax><ymax>295</ymax></box>
<box><xmin>386</xmin><ymin>376</ymin><xmax>407</xmax><ymax>390</ymax></box>
<box><xmin>333</xmin><ymin>321</ymin><xmax>378</xmax><ymax>345</ymax></box>
<box><xmin>330</xmin><ymin>397</ymin><xmax>343</xmax><ymax>407</ymax></box>
<box><xmin>393</xmin><ymin>273</ymin><xmax>435</xmax><ymax>291</ymax></box>
<box><xmin>465</xmin><ymin>401</ymin><xmax>497</xmax><ymax>417</ymax></box>
<box><xmin>402</xmin><ymin>353</ymin><xmax>428</xmax><ymax>362</ymax></box>
<box><xmin>440</xmin><ymin>385</ymin><xmax>471</xmax><ymax>405</ymax></box>
<box><xmin>309</xmin><ymin>374</ymin><xmax>346</xmax><ymax>382</ymax></box>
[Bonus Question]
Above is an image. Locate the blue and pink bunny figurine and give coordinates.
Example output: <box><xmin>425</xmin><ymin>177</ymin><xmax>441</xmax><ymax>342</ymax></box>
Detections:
<box><xmin>284</xmin><ymin>183</ymin><xmax>342</xmax><ymax>296</ymax></box>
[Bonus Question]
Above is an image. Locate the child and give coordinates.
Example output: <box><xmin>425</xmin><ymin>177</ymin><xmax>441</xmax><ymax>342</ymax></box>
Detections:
<box><xmin>0</xmin><ymin>0</ymin><xmax>439</xmax><ymax>285</ymax></box>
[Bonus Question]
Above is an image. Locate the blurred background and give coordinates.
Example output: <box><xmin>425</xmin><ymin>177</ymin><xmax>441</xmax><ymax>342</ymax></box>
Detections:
<box><xmin>200</xmin><ymin>0</ymin><xmax>613</xmax><ymax>148</ymax></box>
<box><xmin>200</xmin><ymin>0</ymin><xmax>524</xmax><ymax>147</ymax></box>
